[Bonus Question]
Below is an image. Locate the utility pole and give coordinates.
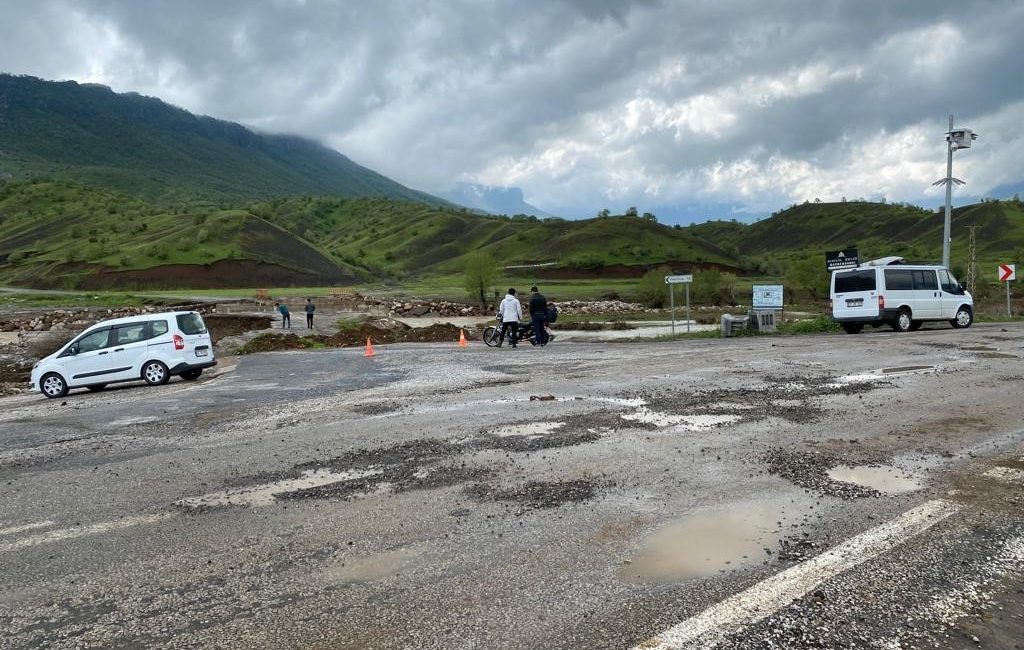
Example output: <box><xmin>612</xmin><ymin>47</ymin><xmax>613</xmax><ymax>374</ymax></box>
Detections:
<box><xmin>966</xmin><ymin>224</ymin><xmax>979</xmax><ymax>295</ymax></box>
<box><xmin>933</xmin><ymin>115</ymin><xmax>978</xmax><ymax>268</ymax></box>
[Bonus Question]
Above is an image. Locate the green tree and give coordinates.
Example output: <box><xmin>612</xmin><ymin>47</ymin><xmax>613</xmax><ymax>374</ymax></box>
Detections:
<box><xmin>625</xmin><ymin>206</ymin><xmax>639</xmax><ymax>217</ymax></box>
<box><xmin>785</xmin><ymin>255</ymin><xmax>828</xmax><ymax>302</ymax></box>
<box><xmin>637</xmin><ymin>266</ymin><xmax>673</xmax><ymax>307</ymax></box>
<box><xmin>463</xmin><ymin>251</ymin><xmax>501</xmax><ymax>309</ymax></box>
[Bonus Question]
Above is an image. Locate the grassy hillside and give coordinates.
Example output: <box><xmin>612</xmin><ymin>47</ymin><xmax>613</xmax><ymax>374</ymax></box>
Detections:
<box><xmin>248</xmin><ymin>197</ymin><xmax>742</xmax><ymax>277</ymax></box>
<box><xmin>0</xmin><ymin>74</ymin><xmax>447</xmax><ymax>207</ymax></box>
<box><xmin>0</xmin><ymin>181</ymin><xmax>744</xmax><ymax>289</ymax></box>
<box><xmin>687</xmin><ymin>199</ymin><xmax>1024</xmax><ymax>272</ymax></box>
<box><xmin>0</xmin><ymin>181</ymin><xmax>358</xmax><ymax>288</ymax></box>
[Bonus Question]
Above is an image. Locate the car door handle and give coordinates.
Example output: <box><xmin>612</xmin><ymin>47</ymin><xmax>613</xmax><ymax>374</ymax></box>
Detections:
<box><xmin>98</xmin><ymin>351</ymin><xmax>109</xmax><ymax>355</ymax></box>
<box><xmin>113</xmin><ymin>348</ymin><xmax>124</xmax><ymax>352</ymax></box>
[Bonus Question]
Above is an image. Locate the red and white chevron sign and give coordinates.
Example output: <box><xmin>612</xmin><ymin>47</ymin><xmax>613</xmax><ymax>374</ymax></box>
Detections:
<box><xmin>999</xmin><ymin>264</ymin><xmax>1016</xmax><ymax>282</ymax></box>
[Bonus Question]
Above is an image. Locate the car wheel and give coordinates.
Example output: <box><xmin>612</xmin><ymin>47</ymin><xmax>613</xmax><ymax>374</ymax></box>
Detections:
<box><xmin>142</xmin><ymin>360</ymin><xmax>170</xmax><ymax>386</ymax></box>
<box><xmin>482</xmin><ymin>326</ymin><xmax>502</xmax><ymax>348</ymax></box>
<box><xmin>40</xmin><ymin>372</ymin><xmax>69</xmax><ymax>399</ymax></box>
<box><xmin>951</xmin><ymin>306</ymin><xmax>974</xmax><ymax>329</ymax></box>
<box><xmin>86</xmin><ymin>384</ymin><xmax>108</xmax><ymax>392</ymax></box>
<box><xmin>893</xmin><ymin>310</ymin><xmax>912</xmax><ymax>333</ymax></box>
<box><xmin>841</xmin><ymin>323</ymin><xmax>864</xmax><ymax>334</ymax></box>
<box><xmin>909</xmin><ymin>320</ymin><xmax>923</xmax><ymax>331</ymax></box>
<box><xmin>180</xmin><ymin>369</ymin><xmax>202</xmax><ymax>381</ymax></box>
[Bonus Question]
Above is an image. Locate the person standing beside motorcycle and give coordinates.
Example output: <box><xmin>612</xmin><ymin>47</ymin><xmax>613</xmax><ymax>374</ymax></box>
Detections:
<box><xmin>498</xmin><ymin>288</ymin><xmax>523</xmax><ymax>348</ymax></box>
<box><xmin>529</xmin><ymin>286</ymin><xmax>548</xmax><ymax>346</ymax></box>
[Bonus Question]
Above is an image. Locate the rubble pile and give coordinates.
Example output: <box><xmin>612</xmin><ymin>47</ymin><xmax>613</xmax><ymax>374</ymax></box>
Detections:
<box><xmin>0</xmin><ymin>305</ymin><xmax>208</xmax><ymax>334</ymax></box>
<box><xmin>366</xmin><ymin>299</ymin><xmax>486</xmax><ymax>317</ymax></box>
<box><xmin>552</xmin><ymin>300</ymin><xmax>651</xmax><ymax>314</ymax></box>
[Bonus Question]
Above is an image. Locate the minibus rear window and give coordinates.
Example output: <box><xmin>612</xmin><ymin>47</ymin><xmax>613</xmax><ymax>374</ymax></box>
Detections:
<box><xmin>176</xmin><ymin>313</ymin><xmax>207</xmax><ymax>335</ymax></box>
<box><xmin>834</xmin><ymin>270</ymin><xmax>876</xmax><ymax>293</ymax></box>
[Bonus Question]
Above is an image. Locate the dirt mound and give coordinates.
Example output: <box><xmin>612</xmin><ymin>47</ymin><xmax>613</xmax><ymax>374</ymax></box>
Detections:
<box><xmin>238</xmin><ymin>323</ymin><xmax>465</xmax><ymax>354</ymax></box>
<box><xmin>204</xmin><ymin>315</ymin><xmax>275</xmax><ymax>343</ymax></box>
<box><xmin>76</xmin><ymin>259</ymin><xmax>355</xmax><ymax>290</ymax></box>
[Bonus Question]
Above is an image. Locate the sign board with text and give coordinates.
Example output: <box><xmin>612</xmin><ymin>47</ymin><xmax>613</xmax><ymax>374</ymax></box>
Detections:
<box><xmin>825</xmin><ymin>248</ymin><xmax>859</xmax><ymax>271</ymax></box>
<box><xmin>664</xmin><ymin>274</ymin><xmax>693</xmax><ymax>284</ymax></box>
<box><xmin>752</xmin><ymin>285</ymin><xmax>784</xmax><ymax>309</ymax></box>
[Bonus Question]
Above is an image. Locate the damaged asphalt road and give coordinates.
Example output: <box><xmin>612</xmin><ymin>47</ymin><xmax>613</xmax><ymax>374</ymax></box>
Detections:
<box><xmin>2</xmin><ymin>325</ymin><xmax>1024</xmax><ymax>649</ymax></box>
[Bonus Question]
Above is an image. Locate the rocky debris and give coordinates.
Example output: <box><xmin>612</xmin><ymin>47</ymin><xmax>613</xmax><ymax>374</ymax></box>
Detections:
<box><xmin>550</xmin><ymin>300</ymin><xmax>651</xmax><ymax>314</ymax></box>
<box><xmin>0</xmin><ymin>304</ymin><xmax>209</xmax><ymax>335</ymax></box>
<box><xmin>764</xmin><ymin>448</ymin><xmax>880</xmax><ymax>499</ymax></box>
<box><xmin>465</xmin><ymin>479</ymin><xmax>605</xmax><ymax>512</ymax></box>
<box><xmin>363</xmin><ymin>297</ymin><xmax>485</xmax><ymax>317</ymax></box>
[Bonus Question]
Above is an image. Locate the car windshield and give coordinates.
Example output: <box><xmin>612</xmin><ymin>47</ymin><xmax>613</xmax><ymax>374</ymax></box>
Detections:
<box><xmin>176</xmin><ymin>313</ymin><xmax>207</xmax><ymax>335</ymax></box>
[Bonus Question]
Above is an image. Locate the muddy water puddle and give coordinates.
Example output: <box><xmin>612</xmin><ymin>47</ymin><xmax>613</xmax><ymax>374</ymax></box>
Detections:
<box><xmin>620</xmin><ymin>499</ymin><xmax>797</xmax><ymax>583</ymax></box>
<box><xmin>827</xmin><ymin>464</ymin><xmax>923</xmax><ymax>494</ymax></box>
<box><xmin>323</xmin><ymin>548</ymin><xmax>421</xmax><ymax>583</ymax></box>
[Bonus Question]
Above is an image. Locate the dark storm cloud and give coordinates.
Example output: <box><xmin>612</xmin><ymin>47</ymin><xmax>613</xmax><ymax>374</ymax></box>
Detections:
<box><xmin>1</xmin><ymin>0</ymin><xmax>1022</xmax><ymax>220</ymax></box>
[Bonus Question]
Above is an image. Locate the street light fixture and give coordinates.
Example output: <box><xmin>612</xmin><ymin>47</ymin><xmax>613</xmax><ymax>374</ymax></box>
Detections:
<box><xmin>932</xmin><ymin>114</ymin><xmax>978</xmax><ymax>268</ymax></box>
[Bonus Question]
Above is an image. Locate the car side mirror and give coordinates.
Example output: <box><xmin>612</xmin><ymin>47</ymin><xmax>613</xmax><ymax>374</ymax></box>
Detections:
<box><xmin>69</xmin><ymin>345</ymin><xmax>79</xmax><ymax>355</ymax></box>
<box><xmin>958</xmin><ymin>283</ymin><xmax>967</xmax><ymax>295</ymax></box>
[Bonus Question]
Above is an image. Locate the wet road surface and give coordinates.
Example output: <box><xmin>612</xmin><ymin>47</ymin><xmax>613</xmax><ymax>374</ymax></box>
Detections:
<box><xmin>2</xmin><ymin>324</ymin><xmax>1024</xmax><ymax>649</ymax></box>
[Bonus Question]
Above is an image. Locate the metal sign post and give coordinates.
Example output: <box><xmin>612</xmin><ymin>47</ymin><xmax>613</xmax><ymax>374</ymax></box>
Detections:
<box><xmin>665</xmin><ymin>275</ymin><xmax>694</xmax><ymax>335</ymax></box>
<box><xmin>1000</xmin><ymin>264</ymin><xmax>1016</xmax><ymax>316</ymax></box>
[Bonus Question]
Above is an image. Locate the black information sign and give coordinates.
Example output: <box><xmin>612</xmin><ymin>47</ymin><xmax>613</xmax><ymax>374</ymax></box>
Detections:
<box><xmin>825</xmin><ymin>248</ymin><xmax>859</xmax><ymax>271</ymax></box>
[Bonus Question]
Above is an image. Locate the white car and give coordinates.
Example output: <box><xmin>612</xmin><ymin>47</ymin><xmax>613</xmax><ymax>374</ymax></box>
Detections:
<box><xmin>830</xmin><ymin>257</ymin><xmax>973</xmax><ymax>334</ymax></box>
<box><xmin>30</xmin><ymin>311</ymin><xmax>217</xmax><ymax>398</ymax></box>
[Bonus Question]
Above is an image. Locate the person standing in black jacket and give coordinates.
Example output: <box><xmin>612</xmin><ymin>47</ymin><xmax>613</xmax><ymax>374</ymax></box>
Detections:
<box><xmin>528</xmin><ymin>286</ymin><xmax>548</xmax><ymax>346</ymax></box>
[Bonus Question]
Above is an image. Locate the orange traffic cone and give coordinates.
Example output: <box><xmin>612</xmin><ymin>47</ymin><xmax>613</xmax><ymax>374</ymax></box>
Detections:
<box><xmin>364</xmin><ymin>337</ymin><xmax>375</xmax><ymax>357</ymax></box>
<box><xmin>458</xmin><ymin>329</ymin><xmax>468</xmax><ymax>348</ymax></box>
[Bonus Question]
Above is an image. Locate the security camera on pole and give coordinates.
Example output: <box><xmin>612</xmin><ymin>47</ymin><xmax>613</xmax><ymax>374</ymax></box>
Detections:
<box><xmin>932</xmin><ymin>115</ymin><xmax>978</xmax><ymax>268</ymax></box>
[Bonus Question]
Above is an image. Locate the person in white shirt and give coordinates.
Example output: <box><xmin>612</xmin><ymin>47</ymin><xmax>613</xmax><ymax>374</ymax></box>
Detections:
<box><xmin>498</xmin><ymin>288</ymin><xmax>523</xmax><ymax>348</ymax></box>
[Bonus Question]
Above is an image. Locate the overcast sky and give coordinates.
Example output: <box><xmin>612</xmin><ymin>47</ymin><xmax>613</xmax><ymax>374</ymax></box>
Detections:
<box><xmin>2</xmin><ymin>0</ymin><xmax>1023</xmax><ymax>222</ymax></box>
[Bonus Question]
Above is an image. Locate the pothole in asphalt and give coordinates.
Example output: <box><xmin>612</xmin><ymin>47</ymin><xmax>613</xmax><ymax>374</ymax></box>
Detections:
<box><xmin>827</xmin><ymin>465</ymin><xmax>923</xmax><ymax>494</ymax></box>
<box><xmin>620</xmin><ymin>408</ymin><xmax>741</xmax><ymax>429</ymax></box>
<box><xmin>492</xmin><ymin>421</ymin><xmax>565</xmax><ymax>437</ymax></box>
<box><xmin>351</xmin><ymin>401</ymin><xmax>404</xmax><ymax>415</ymax></box>
<box><xmin>176</xmin><ymin>468</ymin><xmax>384</xmax><ymax>508</ymax></box>
<box><xmin>322</xmin><ymin>548</ymin><xmax>421</xmax><ymax>584</ymax></box>
<box><xmin>180</xmin><ymin>422</ymin><xmax>609</xmax><ymax>510</ymax></box>
<box><xmin>619</xmin><ymin>499</ymin><xmax>789</xmax><ymax>583</ymax></box>
<box><xmin>764</xmin><ymin>448</ymin><xmax>883</xmax><ymax>499</ymax></box>
<box><xmin>881</xmin><ymin>365</ymin><xmax>935</xmax><ymax>374</ymax></box>
<box><xmin>465</xmin><ymin>478</ymin><xmax>604</xmax><ymax>513</ymax></box>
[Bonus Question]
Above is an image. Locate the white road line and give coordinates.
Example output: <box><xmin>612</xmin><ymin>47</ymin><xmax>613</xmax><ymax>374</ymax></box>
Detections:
<box><xmin>0</xmin><ymin>521</ymin><xmax>56</xmax><ymax>537</ymax></box>
<box><xmin>0</xmin><ymin>514</ymin><xmax>173</xmax><ymax>553</ymax></box>
<box><xmin>633</xmin><ymin>499</ymin><xmax>959</xmax><ymax>649</ymax></box>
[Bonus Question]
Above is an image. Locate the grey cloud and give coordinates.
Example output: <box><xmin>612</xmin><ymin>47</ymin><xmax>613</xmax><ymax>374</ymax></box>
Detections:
<box><xmin>1</xmin><ymin>0</ymin><xmax>1022</xmax><ymax>220</ymax></box>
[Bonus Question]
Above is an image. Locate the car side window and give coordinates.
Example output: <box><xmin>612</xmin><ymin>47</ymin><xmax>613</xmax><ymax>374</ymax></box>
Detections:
<box><xmin>114</xmin><ymin>324</ymin><xmax>147</xmax><ymax>345</ymax></box>
<box><xmin>76</xmin><ymin>329</ymin><xmax>111</xmax><ymax>353</ymax></box>
<box><xmin>912</xmin><ymin>270</ymin><xmax>938</xmax><ymax>291</ymax></box>
<box><xmin>151</xmin><ymin>320</ymin><xmax>168</xmax><ymax>337</ymax></box>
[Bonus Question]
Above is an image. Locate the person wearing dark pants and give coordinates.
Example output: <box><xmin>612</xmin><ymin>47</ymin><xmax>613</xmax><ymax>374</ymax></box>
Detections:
<box><xmin>305</xmin><ymin>298</ymin><xmax>315</xmax><ymax>329</ymax></box>
<box><xmin>529</xmin><ymin>286</ymin><xmax>548</xmax><ymax>346</ymax></box>
<box><xmin>275</xmin><ymin>302</ymin><xmax>290</xmax><ymax>328</ymax></box>
<box><xmin>498</xmin><ymin>288</ymin><xmax>523</xmax><ymax>348</ymax></box>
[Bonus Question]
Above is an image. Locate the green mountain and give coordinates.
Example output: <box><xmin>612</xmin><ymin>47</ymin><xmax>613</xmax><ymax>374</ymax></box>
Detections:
<box><xmin>0</xmin><ymin>181</ymin><xmax>742</xmax><ymax>289</ymax></box>
<box><xmin>0</xmin><ymin>74</ymin><xmax>446</xmax><ymax>207</ymax></box>
<box><xmin>686</xmin><ymin>199</ymin><xmax>1024</xmax><ymax>272</ymax></box>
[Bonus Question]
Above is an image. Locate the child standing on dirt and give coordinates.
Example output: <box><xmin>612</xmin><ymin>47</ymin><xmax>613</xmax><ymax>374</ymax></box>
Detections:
<box><xmin>275</xmin><ymin>302</ymin><xmax>291</xmax><ymax>329</ymax></box>
<box><xmin>305</xmin><ymin>298</ymin><xmax>315</xmax><ymax>329</ymax></box>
